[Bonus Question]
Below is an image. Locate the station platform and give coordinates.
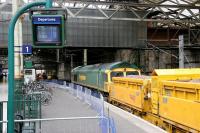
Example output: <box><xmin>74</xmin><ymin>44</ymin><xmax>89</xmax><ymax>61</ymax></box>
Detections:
<box><xmin>41</xmin><ymin>83</ymin><xmax>166</xmax><ymax>133</ymax></box>
<box><xmin>104</xmin><ymin>102</ymin><xmax>165</xmax><ymax>133</ymax></box>
<box><xmin>41</xmin><ymin>87</ymin><xmax>100</xmax><ymax>133</ymax></box>
<box><xmin>0</xmin><ymin>81</ymin><xmax>166</xmax><ymax>133</ymax></box>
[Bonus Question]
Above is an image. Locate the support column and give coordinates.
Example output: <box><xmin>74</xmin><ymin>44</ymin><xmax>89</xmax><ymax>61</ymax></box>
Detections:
<box><xmin>83</xmin><ymin>49</ymin><xmax>87</xmax><ymax>66</ymax></box>
<box><xmin>69</xmin><ymin>54</ymin><xmax>74</xmax><ymax>81</ymax></box>
<box><xmin>56</xmin><ymin>49</ymin><xmax>60</xmax><ymax>79</ymax></box>
<box><xmin>71</xmin><ymin>54</ymin><xmax>74</xmax><ymax>69</ymax></box>
<box><xmin>13</xmin><ymin>0</ymin><xmax>23</xmax><ymax>79</ymax></box>
<box><xmin>19</xmin><ymin>17</ymin><xmax>23</xmax><ymax>76</ymax></box>
<box><xmin>188</xmin><ymin>23</ymin><xmax>191</xmax><ymax>45</ymax></box>
<box><xmin>179</xmin><ymin>35</ymin><xmax>184</xmax><ymax>68</ymax></box>
<box><xmin>57</xmin><ymin>49</ymin><xmax>60</xmax><ymax>62</ymax></box>
<box><xmin>57</xmin><ymin>63</ymin><xmax>65</xmax><ymax>80</ymax></box>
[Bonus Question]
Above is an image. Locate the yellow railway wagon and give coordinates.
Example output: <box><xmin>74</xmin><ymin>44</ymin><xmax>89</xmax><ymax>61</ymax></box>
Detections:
<box><xmin>151</xmin><ymin>69</ymin><xmax>200</xmax><ymax>116</ymax></box>
<box><xmin>159</xmin><ymin>80</ymin><xmax>200</xmax><ymax>132</ymax></box>
<box><xmin>109</xmin><ymin>68</ymin><xmax>200</xmax><ymax>133</ymax></box>
<box><xmin>109</xmin><ymin>75</ymin><xmax>151</xmax><ymax>113</ymax></box>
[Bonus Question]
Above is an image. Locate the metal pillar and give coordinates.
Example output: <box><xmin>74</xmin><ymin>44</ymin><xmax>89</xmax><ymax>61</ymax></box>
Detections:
<box><xmin>71</xmin><ymin>54</ymin><xmax>74</xmax><ymax>69</ymax></box>
<box><xmin>84</xmin><ymin>49</ymin><xmax>87</xmax><ymax>66</ymax></box>
<box><xmin>179</xmin><ymin>35</ymin><xmax>184</xmax><ymax>68</ymax></box>
<box><xmin>57</xmin><ymin>49</ymin><xmax>60</xmax><ymax>79</ymax></box>
<box><xmin>188</xmin><ymin>24</ymin><xmax>191</xmax><ymax>45</ymax></box>
<box><xmin>46</xmin><ymin>0</ymin><xmax>52</xmax><ymax>8</ymax></box>
<box><xmin>69</xmin><ymin>54</ymin><xmax>74</xmax><ymax>79</ymax></box>
<box><xmin>57</xmin><ymin>49</ymin><xmax>60</xmax><ymax>62</ymax></box>
<box><xmin>7</xmin><ymin>1</ymin><xmax>51</xmax><ymax>132</ymax></box>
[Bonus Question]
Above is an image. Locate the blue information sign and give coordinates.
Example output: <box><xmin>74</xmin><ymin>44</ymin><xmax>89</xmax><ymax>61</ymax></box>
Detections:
<box><xmin>22</xmin><ymin>45</ymin><xmax>32</xmax><ymax>54</ymax></box>
<box><xmin>32</xmin><ymin>16</ymin><xmax>61</xmax><ymax>25</ymax></box>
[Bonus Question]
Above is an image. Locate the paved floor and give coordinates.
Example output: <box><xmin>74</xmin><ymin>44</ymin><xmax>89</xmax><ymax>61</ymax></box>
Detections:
<box><xmin>0</xmin><ymin>80</ymin><xmax>166</xmax><ymax>133</ymax></box>
<box><xmin>41</xmin><ymin>88</ymin><xmax>101</xmax><ymax>133</ymax></box>
<box><xmin>41</xmin><ymin>85</ymin><xmax>166</xmax><ymax>133</ymax></box>
<box><xmin>104</xmin><ymin>103</ymin><xmax>166</xmax><ymax>133</ymax></box>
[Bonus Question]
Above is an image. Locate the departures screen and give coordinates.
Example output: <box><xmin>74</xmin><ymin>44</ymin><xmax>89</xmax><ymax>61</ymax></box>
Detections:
<box><xmin>36</xmin><ymin>26</ymin><xmax>60</xmax><ymax>43</ymax></box>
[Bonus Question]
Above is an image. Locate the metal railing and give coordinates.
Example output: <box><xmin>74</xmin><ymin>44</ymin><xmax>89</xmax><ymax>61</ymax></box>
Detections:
<box><xmin>0</xmin><ymin>116</ymin><xmax>104</xmax><ymax>133</ymax></box>
<box><xmin>0</xmin><ymin>101</ymin><xmax>6</xmax><ymax>133</ymax></box>
<box><xmin>0</xmin><ymin>93</ymin><xmax>42</xmax><ymax>133</ymax></box>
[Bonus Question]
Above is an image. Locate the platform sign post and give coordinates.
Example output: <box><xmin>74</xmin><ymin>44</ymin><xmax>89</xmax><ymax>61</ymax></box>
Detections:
<box><xmin>7</xmin><ymin>1</ymin><xmax>52</xmax><ymax>133</ymax></box>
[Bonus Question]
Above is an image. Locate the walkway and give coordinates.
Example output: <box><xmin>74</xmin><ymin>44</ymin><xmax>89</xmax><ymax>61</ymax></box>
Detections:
<box><xmin>41</xmin><ymin>84</ymin><xmax>166</xmax><ymax>133</ymax></box>
<box><xmin>41</xmin><ymin>88</ymin><xmax>100</xmax><ymax>133</ymax></box>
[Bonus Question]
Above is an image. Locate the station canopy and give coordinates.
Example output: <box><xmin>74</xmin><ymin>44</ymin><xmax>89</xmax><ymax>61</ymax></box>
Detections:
<box><xmin>0</xmin><ymin>0</ymin><xmax>200</xmax><ymax>28</ymax></box>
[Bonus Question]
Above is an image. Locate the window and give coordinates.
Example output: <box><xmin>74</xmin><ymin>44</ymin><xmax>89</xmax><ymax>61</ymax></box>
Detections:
<box><xmin>126</xmin><ymin>71</ymin><xmax>139</xmax><ymax>76</ymax></box>
<box><xmin>110</xmin><ymin>72</ymin><xmax>123</xmax><ymax>81</ymax></box>
<box><xmin>74</xmin><ymin>74</ymin><xmax>77</xmax><ymax>81</ymax></box>
<box><xmin>104</xmin><ymin>74</ymin><xmax>108</xmax><ymax>82</ymax></box>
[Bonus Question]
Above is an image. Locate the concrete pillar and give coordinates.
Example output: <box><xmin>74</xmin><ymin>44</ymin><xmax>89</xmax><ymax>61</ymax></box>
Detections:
<box><xmin>57</xmin><ymin>63</ymin><xmax>71</xmax><ymax>81</ymax></box>
<box><xmin>179</xmin><ymin>35</ymin><xmax>184</xmax><ymax>68</ymax></box>
<box><xmin>19</xmin><ymin>18</ymin><xmax>23</xmax><ymax>75</ymax></box>
<box><xmin>83</xmin><ymin>49</ymin><xmax>87</xmax><ymax>66</ymax></box>
<box><xmin>13</xmin><ymin>0</ymin><xmax>23</xmax><ymax>78</ymax></box>
<box><xmin>57</xmin><ymin>63</ymin><xmax>65</xmax><ymax>80</ymax></box>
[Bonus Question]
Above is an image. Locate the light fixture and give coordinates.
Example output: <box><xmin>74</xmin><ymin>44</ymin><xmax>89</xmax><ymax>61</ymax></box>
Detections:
<box><xmin>195</xmin><ymin>4</ymin><xmax>200</xmax><ymax>7</ymax></box>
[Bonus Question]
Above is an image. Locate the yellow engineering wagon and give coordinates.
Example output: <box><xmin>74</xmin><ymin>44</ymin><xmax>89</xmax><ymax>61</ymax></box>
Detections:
<box><xmin>109</xmin><ymin>68</ymin><xmax>200</xmax><ymax>133</ymax></box>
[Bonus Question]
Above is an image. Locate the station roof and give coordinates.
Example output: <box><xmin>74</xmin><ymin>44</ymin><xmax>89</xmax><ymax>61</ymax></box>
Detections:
<box><xmin>0</xmin><ymin>0</ymin><xmax>200</xmax><ymax>28</ymax></box>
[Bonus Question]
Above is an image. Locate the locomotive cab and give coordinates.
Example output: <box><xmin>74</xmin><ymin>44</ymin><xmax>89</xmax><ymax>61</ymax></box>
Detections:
<box><xmin>71</xmin><ymin>61</ymin><xmax>140</xmax><ymax>93</ymax></box>
<box><xmin>109</xmin><ymin>68</ymin><xmax>140</xmax><ymax>82</ymax></box>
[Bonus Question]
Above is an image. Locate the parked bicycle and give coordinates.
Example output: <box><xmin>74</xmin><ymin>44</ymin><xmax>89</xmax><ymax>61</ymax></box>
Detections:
<box><xmin>22</xmin><ymin>81</ymin><xmax>53</xmax><ymax>106</ymax></box>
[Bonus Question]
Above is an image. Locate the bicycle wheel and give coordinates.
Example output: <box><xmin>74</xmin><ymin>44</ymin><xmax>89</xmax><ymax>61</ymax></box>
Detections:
<box><xmin>41</xmin><ymin>91</ymin><xmax>52</xmax><ymax>106</ymax></box>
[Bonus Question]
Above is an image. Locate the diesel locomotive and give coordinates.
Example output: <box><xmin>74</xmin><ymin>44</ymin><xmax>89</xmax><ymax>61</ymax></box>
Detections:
<box><xmin>71</xmin><ymin>61</ymin><xmax>141</xmax><ymax>94</ymax></box>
